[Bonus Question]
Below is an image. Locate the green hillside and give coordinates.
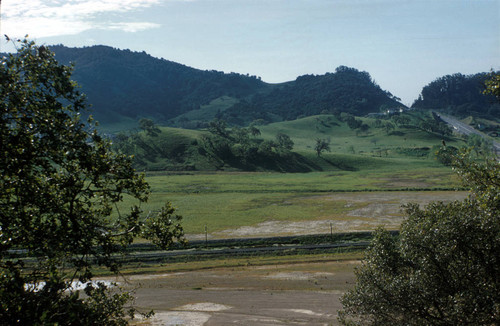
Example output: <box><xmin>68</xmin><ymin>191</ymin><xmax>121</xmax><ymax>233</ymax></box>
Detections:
<box><xmin>114</xmin><ymin>111</ymin><xmax>467</xmax><ymax>172</ymax></box>
<box><xmin>168</xmin><ymin>96</ymin><xmax>240</xmax><ymax>129</ymax></box>
<box><xmin>259</xmin><ymin>113</ymin><xmax>461</xmax><ymax>155</ymax></box>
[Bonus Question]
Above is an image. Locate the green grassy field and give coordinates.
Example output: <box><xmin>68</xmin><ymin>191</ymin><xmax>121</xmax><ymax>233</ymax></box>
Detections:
<box><xmin>111</xmin><ymin>112</ymin><xmax>468</xmax><ymax>238</ymax></box>
<box><xmin>116</xmin><ymin>158</ymin><xmax>464</xmax><ymax>237</ymax></box>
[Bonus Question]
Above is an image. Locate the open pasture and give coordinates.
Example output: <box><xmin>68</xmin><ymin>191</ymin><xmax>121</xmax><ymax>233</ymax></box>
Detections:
<box><xmin>123</xmin><ymin>163</ymin><xmax>466</xmax><ymax>239</ymax></box>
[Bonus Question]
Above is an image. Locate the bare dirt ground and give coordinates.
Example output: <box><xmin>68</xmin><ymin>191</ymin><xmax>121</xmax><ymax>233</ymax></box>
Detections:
<box><xmin>120</xmin><ymin>260</ymin><xmax>359</xmax><ymax>325</ymax></box>
<box><xmin>211</xmin><ymin>191</ymin><xmax>468</xmax><ymax>239</ymax></box>
<box><xmin>124</xmin><ymin>191</ymin><xmax>468</xmax><ymax>325</ymax></box>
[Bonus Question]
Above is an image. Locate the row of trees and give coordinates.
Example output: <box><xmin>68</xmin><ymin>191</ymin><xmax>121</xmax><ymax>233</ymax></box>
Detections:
<box><xmin>200</xmin><ymin>120</ymin><xmax>295</xmax><ymax>169</ymax></box>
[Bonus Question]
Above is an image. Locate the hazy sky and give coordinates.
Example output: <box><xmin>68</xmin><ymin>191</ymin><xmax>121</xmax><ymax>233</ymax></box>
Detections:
<box><xmin>3</xmin><ymin>0</ymin><xmax>499</xmax><ymax>105</ymax></box>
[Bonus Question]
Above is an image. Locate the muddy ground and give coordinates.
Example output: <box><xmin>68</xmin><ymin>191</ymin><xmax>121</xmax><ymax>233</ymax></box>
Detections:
<box><xmin>120</xmin><ymin>260</ymin><xmax>359</xmax><ymax>325</ymax></box>
<box><xmin>124</xmin><ymin>191</ymin><xmax>467</xmax><ymax>325</ymax></box>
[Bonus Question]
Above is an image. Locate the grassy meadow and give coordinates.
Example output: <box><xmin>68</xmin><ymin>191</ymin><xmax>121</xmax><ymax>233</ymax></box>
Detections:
<box><xmin>113</xmin><ymin>112</ymin><xmax>469</xmax><ymax>238</ymax></box>
<box><xmin>119</xmin><ymin>160</ymin><xmax>464</xmax><ymax>238</ymax></box>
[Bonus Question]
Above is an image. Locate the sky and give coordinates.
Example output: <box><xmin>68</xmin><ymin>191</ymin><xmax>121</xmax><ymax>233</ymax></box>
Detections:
<box><xmin>2</xmin><ymin>0</ymin><xmax>499</xmax><ymax>105</ymax></box>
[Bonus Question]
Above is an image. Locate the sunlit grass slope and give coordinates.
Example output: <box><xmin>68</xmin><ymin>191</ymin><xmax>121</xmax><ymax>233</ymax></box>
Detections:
<box><xmin>258</xmin><ymin>114</ymin><xmax>465</xmax><ymax>156</ymax></box>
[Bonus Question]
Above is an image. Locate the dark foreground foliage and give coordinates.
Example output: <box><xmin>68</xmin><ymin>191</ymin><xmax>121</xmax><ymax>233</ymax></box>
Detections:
<box><xmin>0</xmin><ymin>39</ymin><xmax>184</xmax><ymax>325</ymax></box>
<box><xmin>338</xmin><ymin>151</ymin><xmax>500</xmax><ymax>325</ymax></box>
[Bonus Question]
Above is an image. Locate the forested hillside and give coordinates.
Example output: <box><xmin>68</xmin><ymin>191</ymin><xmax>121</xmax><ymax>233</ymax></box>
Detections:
<box><xmin>49</xmin><ymin>45</ymin><xmax>404</xmax><ymax>127</ymax></box>
<box><xmin>51</xmin><ymin>45</ymin><xmax>266</xmax><ymax>123</ymax></box>
<box><xmin>218</xmin><ymin>66</ymin><xmax>404</xmax><ymax>125</ymax></box>
<box><xmin>412</xmin><ymin>72</ymin><xmax>500</xmax><ymax>120</ymax></box>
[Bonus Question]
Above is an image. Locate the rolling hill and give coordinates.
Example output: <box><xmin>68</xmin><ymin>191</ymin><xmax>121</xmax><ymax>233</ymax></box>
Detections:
<box><xmin>113</xmin><ymin>111</ymin><xmax>466</xmax><ymax>172</ymax></box>
<box><xmin>49</xmin><ymin>45</ymin><xmax>404</xmax><ymax>128</ymax></box>
<box><xmin>216</xmin><ymin>66</ymin><xmax>403</xmax><ymax>125</ymax></box>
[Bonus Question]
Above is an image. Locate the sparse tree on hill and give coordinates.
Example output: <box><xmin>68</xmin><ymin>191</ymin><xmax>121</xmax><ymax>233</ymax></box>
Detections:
<box><xmin>356</xmin><ymin>123</ymin><xmax>370</xmax><ymax>136</ymax></box>
<box><xmin>384</xmin><ymin>122</ymin><xmax>395</xmax><ymax>134</ymax></box>
<box><xmin>139</xmin><ymin>118</ymin><xmax>161</xmax><ymax>137</ymax></box>
<box><xmin>249</xmin><ymin>125</ymin><xmax>261</xmax><ymax>137</ymax></box>
<box><xmin>315</xmin><ymin>138</ymin><xmax>331</xmax><ymax>157</ymax></box>
<box><xmin>0</xmin><ymin>39</ymin><xmax>184</xmax><ymax>325</ymax></box>
<box><xmin>275</xmin><ymin>132</ymin><xmax>294</xmax><ymax>154</ymax></box>
<box><xmin>208</xmin><ymin>119</ymin><xmax>230</xmax><ymax>138</ymax></box>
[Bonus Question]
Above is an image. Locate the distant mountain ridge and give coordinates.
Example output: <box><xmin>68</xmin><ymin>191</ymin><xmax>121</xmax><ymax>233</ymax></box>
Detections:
<box><xmin>49</xmin><ymin>45</ymin><xmax>404</xmax><ymax>127</ymax></box>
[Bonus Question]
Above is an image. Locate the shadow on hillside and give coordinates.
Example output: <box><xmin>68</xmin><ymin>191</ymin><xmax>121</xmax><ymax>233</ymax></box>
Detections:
<box><xmin>321</xmin><ymin>157</ymin><xmax>359</xmax><ymax>171</ymax></box>
<box><xmin>226</xmin><ymin>152</ymin><xmax>322</xmax><ymax>173</ymax></box>
<box><xmin>219</xmin><ymin>152</ymin><xmax>363</xmax><ymax>173</ymax></box>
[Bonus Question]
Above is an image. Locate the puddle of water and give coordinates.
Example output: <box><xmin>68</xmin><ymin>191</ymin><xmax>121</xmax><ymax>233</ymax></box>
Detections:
<box><xmin>148</xmin><ymin>311</ymin><xmax>211</xmax><ymax>326</ymax></box>
<box><xmin>25</xmin><ymin>280</ymin><xmax>116</xmax><ymax>292</ymax></box>
<box><xmin>174</xmin><ymin>302</ymin><xmax>232</xmax><ymax>312</ymax></box>
<box><xmin>265</xmin><ymin>271</ymin><xmax>333</xmax><ymax>280</ymax></box>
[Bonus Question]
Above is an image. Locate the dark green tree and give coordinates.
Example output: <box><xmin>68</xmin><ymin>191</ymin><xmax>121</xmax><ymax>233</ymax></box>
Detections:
<box><xmin>249</xmin><ymin>125</ymin><xmax>261</xmax><ymax>137</ymax></box>
<box><xmin>275</xmin><ymin>133</ymin><xmax>294</xmax><ymax>154</ymax></box>
<box><xmin>412</xmin><ymin>72</ymin><xmax>500</xmax><ymax>119</ymax></box>
<box><xmin>433</xmin><ymin>145</ymin><xmax>459</xmax><ymax>166</ymax></box>
<box><xmin>314</xmin><ymin>138</ymin><xmax>331</xmax><ymax>157</ymax></box>
<box><xmin>257</xmin><ymin>139</ymin><xmax>276</xmax><ymax>156</ymax></box>
<box><xmin>384</xmin><ymin>122</ymin><xmax>395</xmax><ymax>134</ymax></box>
<box><xmin>208</xmin><ymin>119</ymin><xmax>230</xmax><ymax>138</ymax></box>
<box><xmin>344</xmin><ymin>114</ymin><xmax>363</xmax><ymax>130</ymax></box>
<box><xmin>338</xmin><ymin>151</ymin><xmax>500</xmax><ymax>325</ymax></box>
<box><xmin>467</xmin><ymin>134</ymin><xmax>493</xmax><ymax>156</ymax></box>
<box><xmin>139</xmin><ymin>118</ymin><xmax>161</xmax><ymax>137</ymax></box>
<box><xmin>0</xmin><ymin>39</ymin><xmax>184</xmax><ymax>325</ymax></box>
<box><xmin>484</xmin><ymin>71</ymin><xmax>500</xmax><ymax>99</ymax></box>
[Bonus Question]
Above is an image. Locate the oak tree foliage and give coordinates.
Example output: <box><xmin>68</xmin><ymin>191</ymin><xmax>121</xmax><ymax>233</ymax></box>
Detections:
<box><xmin>339</xmin><ymin>72</ymin><xmax>500</xmax><ymax>326</ymax></box>
<box><xmin>338</xmin><ymin>154</ymin><xmax>499</xmax><ymax>325</ymax></box>
<box><xmin>314</xmin><ymin>138</ymin><xmax>331</xmax><ymax>157</ymax></box>
<box><xmin>0</xmin><ymin>39</ymin><xmax>184</xmax><ymax>325</ymax></box>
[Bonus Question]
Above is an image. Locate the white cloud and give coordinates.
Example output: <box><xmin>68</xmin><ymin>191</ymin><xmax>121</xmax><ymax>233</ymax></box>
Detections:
<box><xmin>104</xmin><ymin>22</ymin><xmax>162</xmax><ymax>33</ymax></box>
<box><xmin>3</xmin><ymin>0</ymin><xmax>164</xmax><ymax>38</ymax></box>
